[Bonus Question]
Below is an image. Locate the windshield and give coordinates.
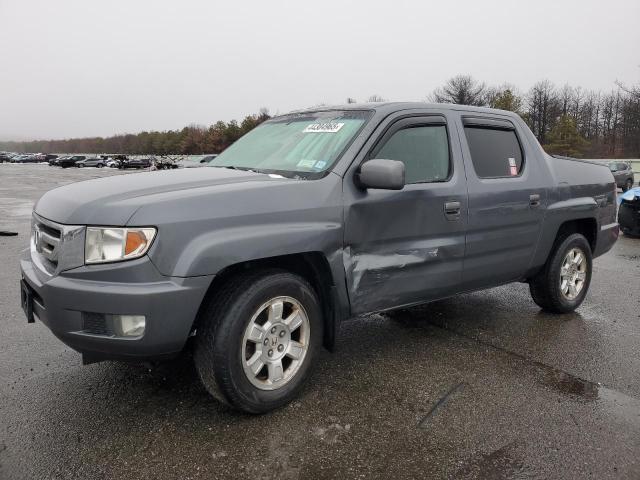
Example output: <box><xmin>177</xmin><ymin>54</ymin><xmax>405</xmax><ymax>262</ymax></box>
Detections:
<box><xmin>209</xmin><ymin>110</ymin><xmax>371</xmax><ymax>178</ymax></box>
<box><xmin>608</xmin><ymin>163</ymin><xmax>617</xmax><ymax>171</ymax></box>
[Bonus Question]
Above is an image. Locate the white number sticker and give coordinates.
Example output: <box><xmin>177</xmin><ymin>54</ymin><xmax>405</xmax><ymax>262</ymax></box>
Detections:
<box><xmin>303</xmin><ymin>122</ymin><xmax>344</xmax><ymax>133</ymax></box>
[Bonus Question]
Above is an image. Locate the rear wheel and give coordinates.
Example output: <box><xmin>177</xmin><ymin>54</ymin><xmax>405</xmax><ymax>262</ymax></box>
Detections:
<box><xmin>529</xmin><ymin>233</ymin><xmax>592</xmax><ymax>313</ymax></box>
<box><xmin>194</xmin><ymin>270</ymin><xmax>322</xmax><ymax>413</ymax></box>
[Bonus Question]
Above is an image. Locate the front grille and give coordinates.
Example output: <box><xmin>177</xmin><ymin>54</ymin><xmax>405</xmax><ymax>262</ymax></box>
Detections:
<box><xmin>34</xmin><ymin>220</ymin><xmax>62</xmax><ymax>267</ymax></box>
<box><xmin>30</xmin><ymin>213</ymin><xmax>85</xmax><ymax>276</ymax></box>
<box><xmin>32</xmin><ymin>216</ymin><xmax>63</xmax><ymax>272</ymax></box>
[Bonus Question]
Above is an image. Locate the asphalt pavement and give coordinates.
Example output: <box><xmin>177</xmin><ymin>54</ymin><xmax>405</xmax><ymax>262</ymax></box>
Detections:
<box><xmin>1</xmin><ymin>163</ymin><xmax>639</xmax><ymax>479</ymax></box>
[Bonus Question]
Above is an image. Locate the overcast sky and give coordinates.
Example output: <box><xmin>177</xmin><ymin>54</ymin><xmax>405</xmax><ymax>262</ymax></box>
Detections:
<box><xmin>1</xmin><ymin>0</ymin><xmax>638</xmax><ymax>141</ymax></box>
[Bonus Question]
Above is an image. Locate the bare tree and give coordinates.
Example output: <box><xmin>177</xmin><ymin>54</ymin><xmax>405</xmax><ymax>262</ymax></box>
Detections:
<box><xmin>367</xmin><ymin>94</ymin><xmax>385</xmax><ymax>102</ymax></box>
<box><xmin>430</xmin><ymin>75</ymin><xmax>487</xmax><ymax>106</ymax></box>
<box><xmin>526</xmin><ymin>80</ymin><xmax>560</xmax><ymax>144</ymax></box>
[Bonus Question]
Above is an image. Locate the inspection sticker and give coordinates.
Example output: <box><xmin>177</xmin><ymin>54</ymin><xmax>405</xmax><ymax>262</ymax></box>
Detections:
<box><xmin>297</xmin><ymin>159</ymin><xmax>317</xmax><ymax>169</ymax></box>
<box><xmin>508</xmin><ymin>157</ymin><xmax>516</xmax><ymax>167</ymax></box>
<box><xmin>303</xmin><ymin>122</ymin><xmax>344</xmax><ymax>133</ymax></box>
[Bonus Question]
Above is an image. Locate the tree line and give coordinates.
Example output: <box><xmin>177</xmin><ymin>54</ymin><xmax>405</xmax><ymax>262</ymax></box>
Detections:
<box><xmin>1</xmin><ymin>109</ymin><xmax>271</xmax><ymax>156</ymax></box>
<box><xmin>430</xmin><ymin>75</ymin><xmax>640</xmax><ymax>158</ymax></box>
<box><xmin>2</xmin><ymin>78</ymin><xmax>639</xmax><ymax>158</ymax></box>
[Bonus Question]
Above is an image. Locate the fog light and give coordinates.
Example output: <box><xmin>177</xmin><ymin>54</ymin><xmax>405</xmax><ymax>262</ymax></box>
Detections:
<box><xmin>111</xmin><ymin>315</ymin><xmax>145</xmax><ymax>337</ymax></box>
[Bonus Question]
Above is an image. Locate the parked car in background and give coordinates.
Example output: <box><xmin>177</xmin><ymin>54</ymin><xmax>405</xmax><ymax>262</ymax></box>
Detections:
<box><xmin>76</xmin><ymin>157</ymin><xmax>106</xmax><ymax>168</ymax></box>
<box><xmin>58</xmin><ymin>155</ymin><xmax>86</xmax><ymax>168</ymax></box>
<box><xmin>618</xmin><ymin>187</ymin><xmax>640</xmax><ymax>236</ymax></box>
<box><xmin>102</xmin><ymin>155</ymin><xmax>128</xmax><ymax>168</ymax></box>
<box><xmin>608</xmin><ymin>161</ymin><xmax>635</xmax><ymax>191</ymax></box>
<box><xmin>176</xmin><ymin>155</ymin><xmax>218</xmax><ymax>168</ymax></box>
<box><xmin>153</xmin><ymin>157</ymin><xmax>178</xmax><ymax>170</ymax></box>
<box><xmin>20</xmin><ymin>103</ymin><xmax>619</xmax><ymax>413</ymax></box>
<box><xmin>0</xmin><ymin>153</ymin><xmax>13</xmax><ymax>163</ymax></box>
<box><xmin>11</xmin><ymin>154</ymin><xmax>41</xmax><ymax>163</ymax></box>
<box><xmin>48</xmin><ymin>155</ymin><xmax>65</xmax><ymax>166</ymax></box>
<box><xmin>119</xmin><ymin>157</ymin><xmax>152</xmax><ymax>169</ymax></box>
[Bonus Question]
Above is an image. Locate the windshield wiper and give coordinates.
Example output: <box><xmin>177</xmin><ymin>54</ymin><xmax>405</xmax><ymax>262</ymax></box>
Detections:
<box><xmin>212</xmin><ymin>165</ymin><xmax>261</xmax><ymax>173</ymax></box>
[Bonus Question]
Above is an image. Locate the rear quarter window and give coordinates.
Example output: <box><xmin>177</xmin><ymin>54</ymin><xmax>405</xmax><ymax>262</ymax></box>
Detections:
<box><xmin>464</xmin><ymin>127</ymin><xmax>523</xmax><ymax>178</ymax></box>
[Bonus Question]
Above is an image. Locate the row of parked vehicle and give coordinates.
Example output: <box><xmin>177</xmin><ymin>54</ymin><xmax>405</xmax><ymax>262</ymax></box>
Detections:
<box><xmin>1</xmin><ymin>152</ymin><xmax>218</xmax><ymax>170</ymax></box>
<box><xmin>0</xmin><ymin>152</ymin><xmax>58</xmax><ymax>163</ymax></box>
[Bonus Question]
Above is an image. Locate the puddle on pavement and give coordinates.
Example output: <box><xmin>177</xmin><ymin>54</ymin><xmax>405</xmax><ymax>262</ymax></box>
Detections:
<box><xmin>456</xmin><ymin>441</ymin><xmax>532</xmax><ymax>480</ymax></box>
<box><xmin>541</xmin><ymin>367</ymin><xmax>640</xmax><ymax>428</ymax></box>
<box><xmin>543</xmin><ymin>370</ymin><xmax>599</xmax><ymax>400</ymax></box>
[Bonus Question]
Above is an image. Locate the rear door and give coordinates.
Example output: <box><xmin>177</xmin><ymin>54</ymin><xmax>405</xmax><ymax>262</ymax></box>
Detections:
<box><xmin>343</xmin><ymin>111</ymin><xmax>468</xmax><ymax>314</ymax></box>
<box><xmin>457</xmin><ymin>115</ymin><xmax>548</xmax><ymax>289</ymax></box>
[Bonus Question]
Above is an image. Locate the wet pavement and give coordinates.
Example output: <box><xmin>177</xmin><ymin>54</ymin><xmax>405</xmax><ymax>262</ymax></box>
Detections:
<box><xmin>1</xmin><ymin>163</ymin><xmax>639</xmax><ymax>479</ymax></box>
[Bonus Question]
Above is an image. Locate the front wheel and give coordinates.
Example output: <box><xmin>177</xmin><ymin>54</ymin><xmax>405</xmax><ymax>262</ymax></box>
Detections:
<box><xmin>623</xmin><ymin>179</ymin><xmax>633</xmax><ymax>192</ymax></box>
<box><xmin>529</xmin><ymin>233</ymin><xmax>593</xmax><ymax>313</ymax></box>
<box><xmin>194</xmin><ymin>270</ymin><xmax>322</xmax><ymax>413</ymax></box>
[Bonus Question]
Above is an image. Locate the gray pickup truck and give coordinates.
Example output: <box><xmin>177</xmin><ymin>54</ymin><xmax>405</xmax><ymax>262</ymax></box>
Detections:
<box><xmin>20</xmin><ymin>103</ymin><xmax>619</xmax><ymax>413</ymax></box>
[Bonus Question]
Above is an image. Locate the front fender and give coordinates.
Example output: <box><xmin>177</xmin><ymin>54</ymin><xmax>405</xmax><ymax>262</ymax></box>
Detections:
<box><xmin>169</xmin><ymin>221</ymin><xmax>343</xmax><ymax>277</ymax></box>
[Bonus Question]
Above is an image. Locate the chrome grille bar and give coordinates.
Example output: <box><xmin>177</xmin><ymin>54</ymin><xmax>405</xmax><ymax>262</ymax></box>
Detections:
<box><xmin>31</xmin><ymin>213</ymin><xmax>85</xmax><ymax>276</ymax></box>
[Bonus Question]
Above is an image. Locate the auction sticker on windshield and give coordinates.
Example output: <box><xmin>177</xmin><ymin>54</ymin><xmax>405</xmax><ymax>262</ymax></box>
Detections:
<box><xmin>303</xmin><ymin>123</ymin><xmax>344</xmax><ymax>133</ymax></box>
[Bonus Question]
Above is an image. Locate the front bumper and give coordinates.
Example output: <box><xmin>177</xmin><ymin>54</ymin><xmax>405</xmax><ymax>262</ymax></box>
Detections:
<box><xmin>619</xmin><ymin>202</ymin><xmax>640</xmax><ymax>236</ymax></box>
<box><xmin>20</xmin><ymin>249</ymin><xmax>213</xmax><ymax>362</ymax></box>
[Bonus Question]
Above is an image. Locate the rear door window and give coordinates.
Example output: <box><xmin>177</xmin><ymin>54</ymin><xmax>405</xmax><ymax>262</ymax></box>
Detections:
<box><xmin>464</xmin><ymin>126</ymin><xmax>523</xmax><ymax>178</ymax></box>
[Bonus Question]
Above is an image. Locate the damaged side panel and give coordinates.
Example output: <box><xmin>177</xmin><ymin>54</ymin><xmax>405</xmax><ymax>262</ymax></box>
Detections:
<box><xmin>342</xmin><ymin>110</ymin><xmax>468</xmax><ymax>315</ymax></box>
<box><xmin>344</xmin><ymin>235</ymin><xmax>465</xmax><ymax>314</ymax></box>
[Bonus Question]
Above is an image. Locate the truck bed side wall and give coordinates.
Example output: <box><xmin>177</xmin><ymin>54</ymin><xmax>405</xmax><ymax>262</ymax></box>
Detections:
<box><xmin>530</xmin><ymin>156</ymin><xmax>617</xmax><ymax>270</ymax></box>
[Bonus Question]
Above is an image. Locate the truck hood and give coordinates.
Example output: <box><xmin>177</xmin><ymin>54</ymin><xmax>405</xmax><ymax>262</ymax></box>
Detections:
<box><xmin>34</xmin><ymin>167</ymin><xmax>284</xmax><ymax>225</ymax></box>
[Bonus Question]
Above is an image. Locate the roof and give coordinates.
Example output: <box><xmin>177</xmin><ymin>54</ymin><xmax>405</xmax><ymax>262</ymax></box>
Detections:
<box><xmin>290</xmin><ymin>101</ymin><xmax>519</xmax><ymax>118</ymax></box>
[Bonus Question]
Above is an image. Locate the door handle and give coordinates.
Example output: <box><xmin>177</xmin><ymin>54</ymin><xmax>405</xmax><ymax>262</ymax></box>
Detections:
<box><xmin>444</xmin><ymin>201</ymin><xmax>461</xmax><ymax>219</ymax></box>
<box><xmin>529</xmin><ymin>194</ymin><xmax>540</xmax><ymax>207</ymax></box>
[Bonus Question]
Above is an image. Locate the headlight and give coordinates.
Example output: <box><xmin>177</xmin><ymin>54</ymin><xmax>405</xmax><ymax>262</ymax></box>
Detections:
<box><xmin>85</xmin><ymin>227</ymin><xmax>156</xmax><ymax>264</ymax></box>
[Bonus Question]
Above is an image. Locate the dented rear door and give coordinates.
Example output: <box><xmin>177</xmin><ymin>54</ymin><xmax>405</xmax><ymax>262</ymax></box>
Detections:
<box><xmin>343</xmin><ymin>111</ymin><xmax>468</xmax><ymax>314</ymax></box>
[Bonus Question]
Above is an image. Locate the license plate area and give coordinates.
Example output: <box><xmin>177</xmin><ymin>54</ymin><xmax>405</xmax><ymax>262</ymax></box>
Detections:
<box><xmin>21</xmin><ymin>280</ymin><xmax>35</xmax><ymax>323</ymax></box>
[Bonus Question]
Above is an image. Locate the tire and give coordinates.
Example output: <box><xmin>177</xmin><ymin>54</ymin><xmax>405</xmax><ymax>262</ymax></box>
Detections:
<box><xmin>623</xmin><ymin>179</ymin><xmax>633</xmax><ymax>192</ymax></box>
<box><xmin>194</xmin><ymin>270</ymin><xmax>323</xmax><ymax>413</ymax></box>
<box><xmin>97</xmin><ymin>163</ymin><xmax>104</xmax><ymax>168</ymax></box>
<box><xmin>529</xmin><ymin>233</ymin><xmax>593</xmax><ymax>314</ymax></box>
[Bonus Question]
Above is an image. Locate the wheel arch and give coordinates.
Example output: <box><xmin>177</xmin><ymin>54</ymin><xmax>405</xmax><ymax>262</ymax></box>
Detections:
<box><xmin>554</xmin><ymin>218</ymin><xmax>598</xmax><ymax>252</ymax></box>
<box><xmin>529</xmin><ymin>214</ymin><xmax>598</xmax><ymax>278</ymax></box>
<box><xmin>192</xmin><ymin>252</ymin><xmax>346</xmax><ymax>351</ymax></box>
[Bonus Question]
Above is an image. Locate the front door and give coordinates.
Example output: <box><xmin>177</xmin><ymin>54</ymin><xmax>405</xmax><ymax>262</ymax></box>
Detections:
<box><xmin>343</xmin><ymin>113</ymin><xmax>468</xmax><ymax>315</ymax></box>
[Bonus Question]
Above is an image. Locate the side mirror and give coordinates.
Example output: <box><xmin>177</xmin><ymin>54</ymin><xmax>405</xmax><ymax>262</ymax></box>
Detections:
<box><xmin>358</xmin><ymin>159</ymin><xmax>405</xmax><ymax>190</ymax></box>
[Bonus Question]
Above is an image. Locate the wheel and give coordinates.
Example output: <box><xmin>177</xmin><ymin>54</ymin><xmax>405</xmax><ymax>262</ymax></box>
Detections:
<box><xmin>529</xmin><ymin>233</ymin><xmax>592</xmax><ymax>313</ymax></box>
<box><xmin>97</xmin><ymin>163</ymin><xmax>104</xmax><ymax>168</ymax></box>
<box><xmin>194</xmin><ymin>270</ymin><xmax>322</xmax><ymax>413</ymax></box>
<box><xmin>77</xmin><ymin>164</ymin><xmax>84</xmax><ymax>168</ymax></box>
<box><xmin>623</xmin><ymin>179</ymin><xmax>633</xmax><ymax>192</ymax></box>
